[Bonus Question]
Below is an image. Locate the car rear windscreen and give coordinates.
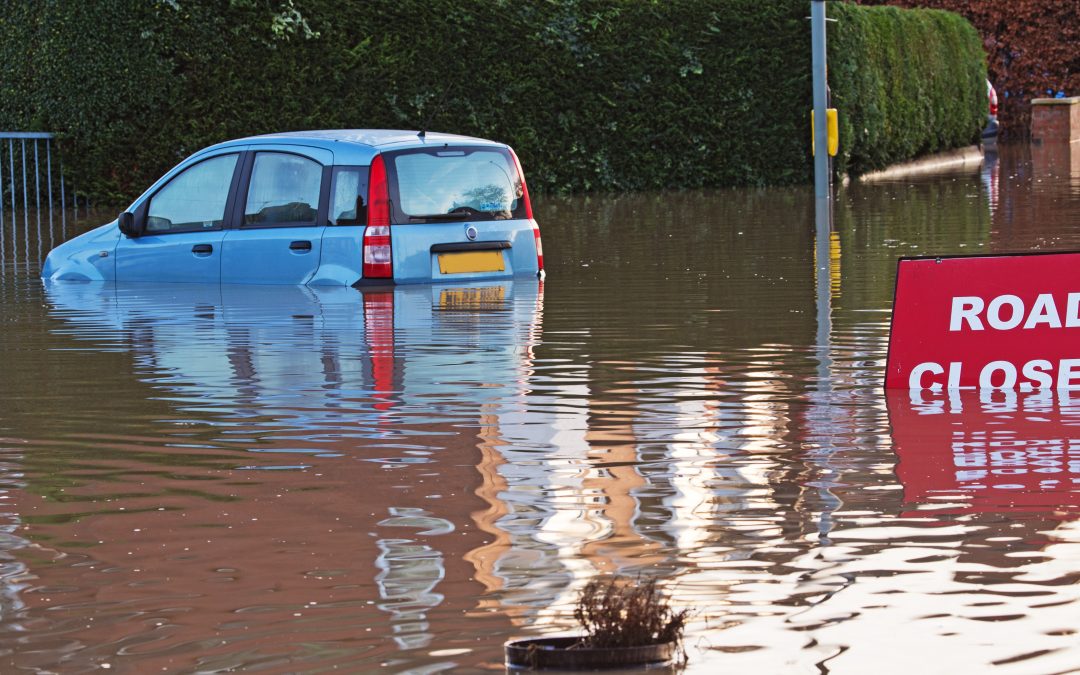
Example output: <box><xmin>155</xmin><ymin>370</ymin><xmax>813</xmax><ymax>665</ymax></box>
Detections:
<box><xmin>388</xmin><ymin>147</ymin><xmax>526</xmax><ymax>223</ymax></box>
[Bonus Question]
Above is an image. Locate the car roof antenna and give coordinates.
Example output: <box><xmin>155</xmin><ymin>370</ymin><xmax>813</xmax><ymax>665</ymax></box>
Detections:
<box><xmin>418</xmin><ymin>85</ymin><xmax>453</xmax><ymax>140</ymax></box>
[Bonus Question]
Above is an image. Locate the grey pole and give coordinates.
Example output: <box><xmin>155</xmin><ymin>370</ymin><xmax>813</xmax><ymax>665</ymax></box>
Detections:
<box><xmin>0</xmin><ymin>142</ymin><xmax>4</xmax><ymax>233</ymax></box>
<box><xmin>811</xmin><ymin>0</ymin><xmax>829</xmax><ymax>201</ymax></box>
<box><xmin>811</xmin><ymin>1</ymin><xmax>838</xmax><ymax>541</ymax></box>
<box><xmin>811</xmin><ymin>0</ymin><xmax>832</xmax><ymax>357</ymax></box>
<box><xmin>34</xmin><ymin>140</ymin><xmax>41</xmax><ymax>225</ymax></box>
<box><xmin>46</xmin><ymin>139</ymin><xmax>54</xmax><ymax>246</ymax></box>
<box><xmin>811</xmin><ymin>0</ymin><xmax>832</xmax><ymax>383</ymax></box>
<box><xmin>815</xmin><ymin>197</ymin><xmax>833</xmax><ymax>387</ymax></box>
<box><xmin>8</xmin><ymin>141</ymin><xmax>15</xmax><ymax>219</ymax></box>
<box><xmin>34</xmin><ymin>141</ymin><xmax>42</xmax><ymax>267</ymax></box>
<box><xmin>60</xmin><ymin>162</ymin><xmax>67</xmax><ymax>237</ymax></box>
<box><xmin>21</xmin><ymin>140</ymin><xmax>29</xmax><ymax>232</ymax></box>
<box><xmin>7</xmin><ymin>141</ymin><xmax>14</xmax><ymax>265</ymax></box>
<box><xmin>46</xmin><ymin>138</ymin><xmax>53</xmax><ymax>210</ymax></box>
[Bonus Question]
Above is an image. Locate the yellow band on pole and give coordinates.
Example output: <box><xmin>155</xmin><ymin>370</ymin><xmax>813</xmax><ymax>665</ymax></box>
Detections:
<box><xmin>811</xmin><ymin>108</ymin><xmax>840</xmax><ymax>157</ymax></box>
<box><xmin>826</xmin><ymin>108</ymin><xmax>838</xmax><ymax>157</ymax></box>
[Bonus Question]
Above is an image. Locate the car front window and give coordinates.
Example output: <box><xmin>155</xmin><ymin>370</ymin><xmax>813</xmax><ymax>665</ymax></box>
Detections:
<box><xmin>244</xmin><ymin>152</ymin><xmax>322</xmax><ymax>226</ymax></box>
<box><xmin>390</xmin><ymin>147</ymin><xmax>524</xmax><ymax>222</ymax></box>
<box><xmin>146</xmin><ymin>154</ymin><xmax>238</xmax><ymax>233</ymax></box>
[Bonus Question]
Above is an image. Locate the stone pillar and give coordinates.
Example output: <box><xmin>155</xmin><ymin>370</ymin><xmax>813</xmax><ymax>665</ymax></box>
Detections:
<box><xmin>1031</xmin><ymin>97</ymin><xmax>1080</xmax><ymax>145</ymax></box>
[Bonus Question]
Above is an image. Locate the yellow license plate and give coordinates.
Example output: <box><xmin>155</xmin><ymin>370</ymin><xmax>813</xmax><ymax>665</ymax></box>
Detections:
<box><xmin>438</xmin><ymin>250</ymin><xmax>505</xmax><ymax>274</ymax></box>
<box><xmin>439</xmin><ymin>286</ymin><xmax>506</xmax><ymax>309</ymax></box>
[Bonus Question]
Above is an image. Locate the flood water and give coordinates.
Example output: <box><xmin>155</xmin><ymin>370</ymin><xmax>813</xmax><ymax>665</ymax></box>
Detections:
<box><xmin>1</xmin><ymin>143</ymin><xmax>1079</xmax><ymax>673</ymax></box>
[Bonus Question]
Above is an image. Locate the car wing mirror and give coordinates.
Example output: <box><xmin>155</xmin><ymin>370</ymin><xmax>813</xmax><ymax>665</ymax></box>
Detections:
<box><xmin>118</xmin><ymin>211</ymin><xmax>143</xmax><ymax>238</ymax></box>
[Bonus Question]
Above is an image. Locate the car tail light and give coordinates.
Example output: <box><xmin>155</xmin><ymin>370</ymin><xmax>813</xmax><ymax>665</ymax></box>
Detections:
<box><xmin>363</xmin><ymin>225</ymin><xmax>392</xmax><ymax>278</ymax></box>
<box><xmin>509</xmin><ymin>148</ymin><xmax>533</xmax><ymax>220</ymax></box>
<box><xmin>363</xmin><ymin>154</ymin><xmax>392</xmax><ymax>278</ymax></box>
<box><xmin>510</xmin><ymin>148</ymin><xmax>543</xmax><ymax>272</ymax></box>
<box><xmin>532</xmin><ymin>221</ymin><xmax>544</xmax><ymax>272</ymax></box>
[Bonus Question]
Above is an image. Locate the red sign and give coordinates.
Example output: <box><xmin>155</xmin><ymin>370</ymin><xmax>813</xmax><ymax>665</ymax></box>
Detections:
<box><xmin>887</xmin><ymin>252</ymin><xmax>1080</xmax><ymax>389</ymax></box>
<box><xmin>888</xmin><ymin>390</ymin><xmax>1080</xmax><ymax>516</ymax></box>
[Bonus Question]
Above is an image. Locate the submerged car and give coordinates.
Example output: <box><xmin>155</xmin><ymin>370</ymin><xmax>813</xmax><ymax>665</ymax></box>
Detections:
<box><xmin>42</xmin><ymin>130</ymin><xmax>544</xmax><ymax>285</ymax></box>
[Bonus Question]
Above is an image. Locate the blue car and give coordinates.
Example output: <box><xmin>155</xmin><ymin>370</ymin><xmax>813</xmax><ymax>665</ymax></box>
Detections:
<box><xmin>42</xmin><ymin>130</ymin><xmax>545</xmax><ymax>285</ymax></box>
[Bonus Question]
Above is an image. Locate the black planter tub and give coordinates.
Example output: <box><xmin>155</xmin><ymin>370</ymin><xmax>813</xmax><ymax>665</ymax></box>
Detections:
<box><xmin>505</xmin><ymin>635</ymin><xmax>678</xmax><ymax>670</ymax></box>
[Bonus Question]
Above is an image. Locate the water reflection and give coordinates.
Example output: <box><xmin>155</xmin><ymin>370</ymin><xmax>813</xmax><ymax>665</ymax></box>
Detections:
<box><xmin>1032</xmin><ymin>141</ymin><xmax>1080</xmax><ymax>192</ymax></box>
<box><xmin>0</xmin><ymin>143</ymin><xmax>1077</xmax><ymax>672</ymax></box>
<box><xmin>890</xmin><ymin>389</ymin><xmax>1080</xmax><ymax>516</ymax></box>
<box><xmin>981</xmin><ymin>149</ymin><xmax>1000</xmax><ymax>217</ymax></box>
<box><xmin>2</xmin><ymin>280</ymin><xmax>546</xmax><ymax>671</ymax></box>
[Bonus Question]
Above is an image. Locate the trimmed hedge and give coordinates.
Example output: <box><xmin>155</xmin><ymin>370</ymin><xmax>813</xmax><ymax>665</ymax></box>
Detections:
<box><xmin>858</xmin><ymin>0</ymin><xmax>1080</xmax><ymax>136</ymax></box>
<box><xmin>0</xmin><ymin>0</ymin><xmax>985</xmax><ymax>203</ymax></box>
<box><xmin>828</xmin><ymin>3</ymin><xmax>987</xmax><ymax>175</ymax></box>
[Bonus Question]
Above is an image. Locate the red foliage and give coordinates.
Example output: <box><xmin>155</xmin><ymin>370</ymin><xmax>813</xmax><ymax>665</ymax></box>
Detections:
<box><xmin>856</xmin><ymin>0</ymin><xmax>1079</xmax><ymax>136</ymax></box>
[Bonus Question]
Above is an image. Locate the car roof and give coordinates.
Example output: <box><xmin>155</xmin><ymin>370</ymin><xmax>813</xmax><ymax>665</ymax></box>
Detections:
<box><xmin>195</xmin><ymin>129</ymin><xmax>506</xmax><ymax>165</ymax></box>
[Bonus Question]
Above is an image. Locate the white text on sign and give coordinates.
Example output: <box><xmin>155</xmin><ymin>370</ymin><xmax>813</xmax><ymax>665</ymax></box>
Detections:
<box><xmin>908</xmin><ymin>359</ymin><xmax>1080</xmax><ymax>390</ymax></box>
<box><xmin>950</xmin><ymin>293</ymin><xmax>1080</xmax><ymax>331</ymax></box>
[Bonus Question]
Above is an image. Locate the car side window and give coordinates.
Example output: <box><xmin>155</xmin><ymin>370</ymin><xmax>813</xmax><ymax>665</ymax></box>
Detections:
<box><xmin>329</xmin><ymin>167</ymin><xmax>368</xmax><ymax>225</ymax></box>
<box><xmin>146</xmin><ymin>154</ymin><xmax>238</xmax><ymax>234</ymax></box>
<box><xmin>244</xmin><ymin>152</ymin><xmax>322</xmax><ymax>227</ymax></box>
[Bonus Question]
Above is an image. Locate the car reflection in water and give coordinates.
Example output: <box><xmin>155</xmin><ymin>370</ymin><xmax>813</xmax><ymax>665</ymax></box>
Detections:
<box><xmin>45</xmin><ymin>280</ymin><xmax>541</xmax><ymax>427</ymax></box>
<box><xmin>888</xmin><ymin>389</ymin><xmax>1080</xmax><ymax>517</ymax></box>
<box><xmin>40</xmin><ymin>279</ymin><xmax>544</xmax><ymax>668</ymax></box>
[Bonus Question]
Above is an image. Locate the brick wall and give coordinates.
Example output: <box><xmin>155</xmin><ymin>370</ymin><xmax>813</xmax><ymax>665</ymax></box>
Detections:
<box><xmin>1031</xmin><ymin>99</ymin><xmax>1080</xmax><ymax>145</ymax></box>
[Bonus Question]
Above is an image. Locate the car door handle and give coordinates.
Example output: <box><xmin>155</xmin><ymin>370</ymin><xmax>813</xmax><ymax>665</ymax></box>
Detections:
<box><xmin>289</xmin><ymin>240</ymin><xmax>313</xmax><ymax>252</ymax></box>
<box><xmin>192</xmin><ymin>244</ymin><xmax>213</xmax><ymax>255</ymax></box>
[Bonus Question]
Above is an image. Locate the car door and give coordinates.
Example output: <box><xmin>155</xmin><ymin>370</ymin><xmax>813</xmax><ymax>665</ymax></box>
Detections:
<box><xmin>220</xmin><ymin>145</ymin><xmax>333</xmax><ymax>285</ymax></box>
<box><xmin>115</xmin><ymin>151</ymin><xmax>241</xmax><ymax>283</ymax></box>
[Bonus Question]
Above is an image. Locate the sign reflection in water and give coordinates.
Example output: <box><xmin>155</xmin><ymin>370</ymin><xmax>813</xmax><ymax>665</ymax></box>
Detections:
<box><xmin>890</xmin><ymin>389</ymin><xmax>1080</xmax><ymax>516</ymax></box>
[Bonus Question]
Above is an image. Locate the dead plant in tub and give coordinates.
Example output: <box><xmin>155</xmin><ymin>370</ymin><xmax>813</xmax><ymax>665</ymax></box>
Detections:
<box><xmin>572</xmin><ymin>576</ymin><xmax>688</xmax><ymax>650</ymax></box>
<box><xmin>504</xmin><ymin>575</ymin><xmax>689</xmax><ymax>669</ymax></box>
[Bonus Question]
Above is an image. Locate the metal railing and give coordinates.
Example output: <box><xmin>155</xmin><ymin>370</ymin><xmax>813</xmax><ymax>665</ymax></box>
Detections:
<box><xmin>0</xmin><ymin>132</ymin><xmax>83</xmax><ymax>274</ymax></box>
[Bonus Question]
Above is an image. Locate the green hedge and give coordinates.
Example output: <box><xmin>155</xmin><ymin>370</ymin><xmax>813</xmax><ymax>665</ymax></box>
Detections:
<box><xmin>0</xmin><ymin>0</ymin><xmax>985</xmax><ymax>203</ymax></box>
<box><xmin>828</xmin><ymin>3</ymin><xmax>987</xmax><ymax>175</ymax></box>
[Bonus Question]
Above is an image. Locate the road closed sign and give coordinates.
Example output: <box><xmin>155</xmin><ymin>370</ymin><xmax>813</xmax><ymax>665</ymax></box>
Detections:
<box><xmin>886</xmin><ymin>252</ymin><xmax>1080</xmax><ymax>390</ymax></box>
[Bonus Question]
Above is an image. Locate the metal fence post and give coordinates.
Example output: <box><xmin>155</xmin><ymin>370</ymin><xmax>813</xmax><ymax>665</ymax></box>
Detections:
<box><xmin>8</xmin><ymin>141</ymin><xmax>15</xmax><ymax>225</ymax></box>
<box><xmin>0</xmin><ymin>142</ymin><xmax>4</xmax><ymax>234</ymax></box>
<box><xmin>60</xmin><ymin>161</ymin><xmax>67</xmax><ymax>237</ymax></box>
<box><xmin>21</xmin><ymin>140</ymin><xmax>29</xmax><ymax>232</ymax></box>
<box><xmin>34</xmin><ymin>139</ymin><xmax>41</xmax><ymax>226</ymax></box>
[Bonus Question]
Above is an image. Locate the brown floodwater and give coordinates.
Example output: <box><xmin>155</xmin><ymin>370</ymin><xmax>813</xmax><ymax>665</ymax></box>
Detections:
<box><xmin>1</xmin><ymin>143</ymin><xmax>1079</xmax><ymax>673</ymax></box>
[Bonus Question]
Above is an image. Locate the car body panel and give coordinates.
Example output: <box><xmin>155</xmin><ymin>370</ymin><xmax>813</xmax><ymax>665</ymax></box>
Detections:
<box><xmin>391</xmin><ymin>219</ymin><xmax>538</xmax><ymax>284</ymax></box>
<box><xmin>222</xmin><ymin>227</ymin><xmax>324</xmax><ymax>284</ymax></box>
<box><xmin>311</xmin><ymin>226</ymin><xmax>365</xmax><ymax>286</ymax></box>
<box><xmin>40</xmin><ymin>222</ymin><xmax>120</xmax><ymax>281</ymax></box>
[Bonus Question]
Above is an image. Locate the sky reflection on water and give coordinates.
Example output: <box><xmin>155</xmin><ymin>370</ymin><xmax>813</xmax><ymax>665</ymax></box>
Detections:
<box><xmin>0</xmin><ymin>143</ymin><xmax>1078</xmax><ymax>672</ymax></box>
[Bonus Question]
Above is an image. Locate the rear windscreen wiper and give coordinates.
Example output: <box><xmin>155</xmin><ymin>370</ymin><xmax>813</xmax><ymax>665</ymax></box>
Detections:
<box><xmin>409</xmin><ymin>213</ymin><xmax>469</xmax><ymax>221</ymax></box>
